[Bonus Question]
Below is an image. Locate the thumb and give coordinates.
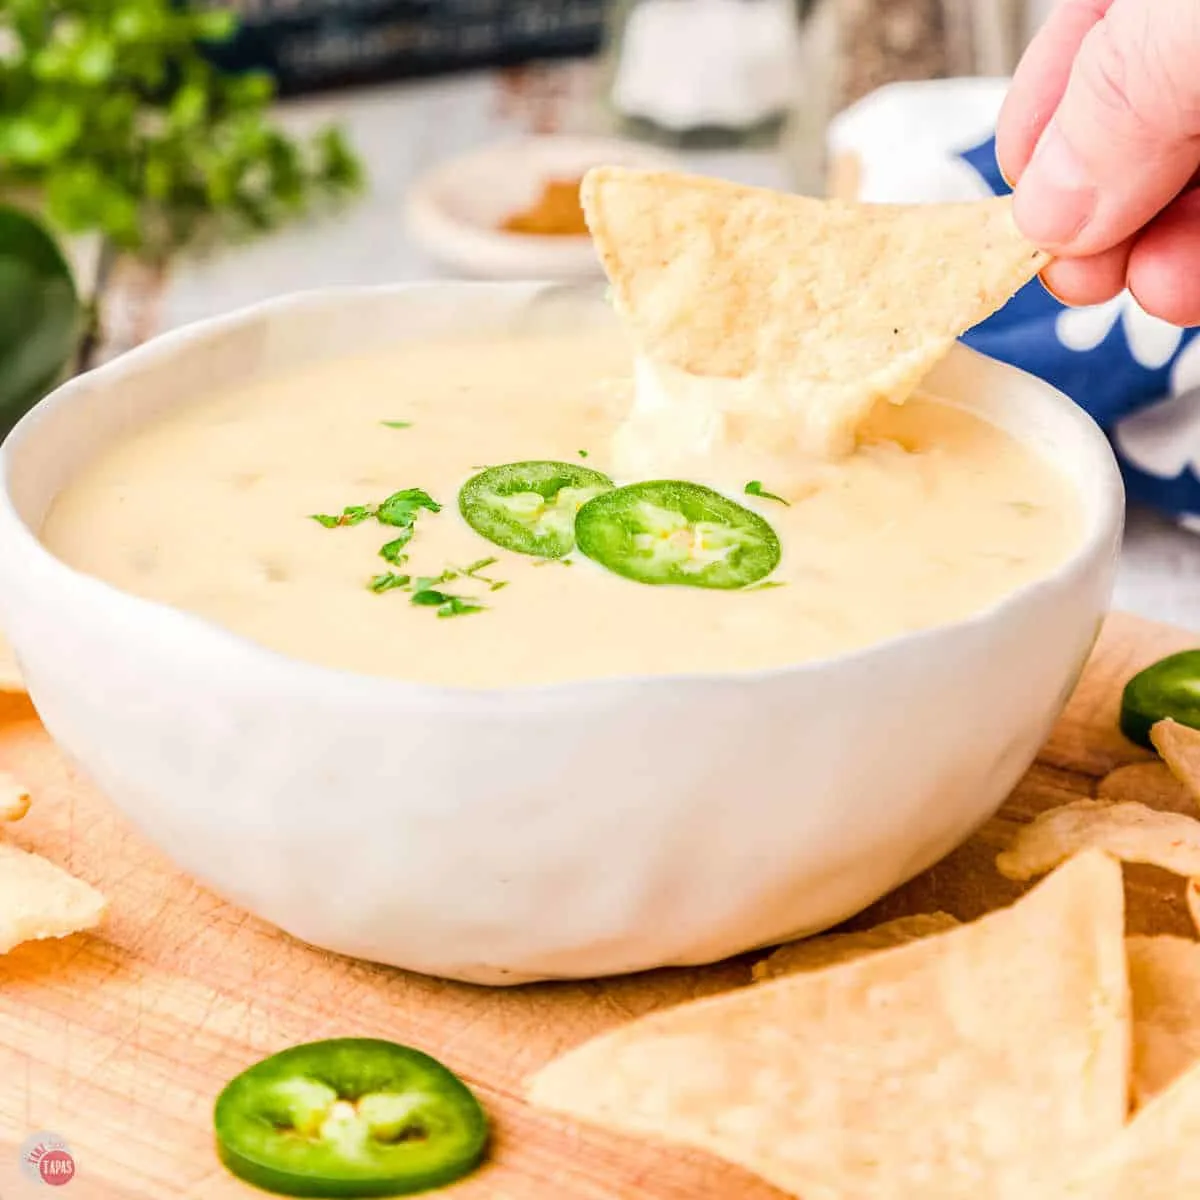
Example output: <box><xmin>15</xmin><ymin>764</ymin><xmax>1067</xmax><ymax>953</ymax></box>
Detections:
<box><xmin>1013</xmin><ymin>0</ymin><xmax>1200</xmax><ymax>256</ymax></box>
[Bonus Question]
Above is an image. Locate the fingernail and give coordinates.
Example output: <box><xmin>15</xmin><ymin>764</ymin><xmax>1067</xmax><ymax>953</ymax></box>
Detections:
<box><xmin>1014</xmin><ymin>122</ymin><xmax>1097</xmax><ymax>246</ymax></box>
<box><xmin>1037</xmin><ymin>268</ymin><xmax>1068</xmax><ymax>307</ymax></box>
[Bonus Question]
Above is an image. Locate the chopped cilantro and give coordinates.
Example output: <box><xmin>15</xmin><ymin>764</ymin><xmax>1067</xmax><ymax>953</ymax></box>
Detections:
<box><xmin>413</xmin><ymin>570</ymin><xmax>454</xmax><ymax>591</ymax></box>
<box><xmin>411</xmin><ymin>589</ymin><xmax>447</xmax><ymax>606</ymax></box>
<box><xmin>312</xmin><ymin>488</ymin><xmax>440</xmax><ymax>535</ymax></box>
<box><xmin>377</xmin><ymin>488</ymin><xmax>441</xmax><ymax>527</ymax></box>
<box><xmin>315</xmin><ymin>488</ymin><xmax>500</xmax><ymax>614</ymax></box>
<box><xmin>410</xmin><ymin>588</ymin><xmax>484</xmax><ymax>618</ymax></box>
<box><xmin>369</xmin><ymin>572</ymin><xmax>411</xmax><ymax>593</ymax></box>
<box><xmin>381</xmin><ymin>420</ymin><xmax>412</xmax><ymax>429</ymax></box>
<box><xmin>453</xmin><ymin>557</ymin><xmax>505</xmax><ymax>589</ymax></box>
<box><xmin>437</xmin><ymin>596</ymin><xmax>484</xmax><ymax>618</ymax></box>
<box><xmin>311</xmin><ymin>505</ymin><xmax>373</xmax><ymax>528</ymax></box>
<box><xmin>379</xmin><ymin>536</ymin><xmax>411</xmax><ymax>564</ymax></box>
<box><xmin>744</xmin><ymin>481</ymin><xmax>790</xmax><ymax>506</ymax></box>
<box><xmin>577</xmin><ymin>449</ymin><xmax>589</xmax><ymax>458</ymax></box>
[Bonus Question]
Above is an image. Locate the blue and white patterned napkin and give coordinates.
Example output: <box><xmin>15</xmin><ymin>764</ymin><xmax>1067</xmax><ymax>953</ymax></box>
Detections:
<box><xmin>828</xmin><ymin>79</ymin><xmax>1200</xmax><ymax>532</ymax></box>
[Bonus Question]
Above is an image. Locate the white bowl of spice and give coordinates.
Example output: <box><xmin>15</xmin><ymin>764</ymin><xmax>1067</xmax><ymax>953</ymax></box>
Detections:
<box><xmin>405</xmin><ymin>135</ymin><xmax>682</xmax><ymax>279</ymax></box>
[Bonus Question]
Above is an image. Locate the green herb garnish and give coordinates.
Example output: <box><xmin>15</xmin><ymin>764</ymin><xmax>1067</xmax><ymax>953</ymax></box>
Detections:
<box><xmin>369</xmin><ymin>572</ymin><xmax>411</xmax><ymax>593</ymax></box>
<box><xmin>379</xmin><ymin>538</ymin><xmax>410</xmax><ymax>565</ymax></box>
<box><xmin>313</xmin><ymin>488</ymin><xmax>440</xmax><ymax>535</ymax></box>
<box><xmin>456</xmin><ymin>557</ymin><xmax>504</xmax><ymax>586</ymax></box>
<box><xmin>377</xmin><ymin>488</ymin><xmax>441</xmax><ymax>526</ymax></box>
<box><xmin>381</xmin><ymin>420</ymin><xmax>413</xmax><ymax>429</ymax></box>
<box><xmin>311</xmin><ymin>505</ymin><xmax>374</xmax><ymax>528</ymax></box>
<box><xmin>410</xmin><ymin>589</ymin><xmax>483</xmax><ymax>618</ymax></box>
<box><xmin>437</xmin><ymin>596</ymin><xmax>484</xmax><ymax>618</ymax></box>
<box><xmin>412</xmin><ymin>570</ymin><xmax>455</xmax><ymax>591</ymax></box>
<box><xmin>578</xmin><ymin>449</ymin><xmax>589</xmax><ymax>458</ymax></box>
<box><xmin>744</xmin><ymin>481</ymin><xmax>790</xmax><ymax>506</ymax></box>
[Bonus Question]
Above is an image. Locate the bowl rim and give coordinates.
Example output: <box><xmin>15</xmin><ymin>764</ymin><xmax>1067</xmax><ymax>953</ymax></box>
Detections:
<box><xmin>0</xmin><ymin>280</ymin><xmax>1126</xmax><ymax>712</ymax></box>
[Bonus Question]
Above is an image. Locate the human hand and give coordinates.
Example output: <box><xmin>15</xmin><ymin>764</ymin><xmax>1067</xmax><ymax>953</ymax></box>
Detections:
<box><xmin>997</xmin><ymin>0</ymin><xmax>1200</xmax><ymax>326</ymax></box>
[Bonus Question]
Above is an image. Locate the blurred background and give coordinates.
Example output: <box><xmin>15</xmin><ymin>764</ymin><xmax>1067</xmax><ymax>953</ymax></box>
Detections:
<box><xmin>2</xmin><ymin>0</ymin><xmax>1198</xmax><ymax>625</ymax></box>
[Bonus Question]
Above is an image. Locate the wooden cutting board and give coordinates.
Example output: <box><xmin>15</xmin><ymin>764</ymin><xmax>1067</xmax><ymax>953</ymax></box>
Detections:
<box><xmin>1</xmin><ymin>610</ymin><xmax>1198</xmax><ymax>1200</ymax></box>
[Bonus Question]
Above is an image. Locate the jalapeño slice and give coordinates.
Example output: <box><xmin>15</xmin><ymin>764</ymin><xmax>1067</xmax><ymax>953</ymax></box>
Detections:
<box><xmin>214</xmin><ymin>1038</ymin><xmax>488</xmax><ymax>1198</ymax></box>
<box><xmin>575</xmin><ymin>480</ymin><xmax>781</xmax><ymax>589</ymax></box>
<box><xmin>1120</xmin><ymin>650</ymin><xmax>1200</xmax><ymax>749</ymax></box>
<box><xmin>458</xmin><ymin>461</ymin><xmax>613</xmax><ymax>558</ymax></box>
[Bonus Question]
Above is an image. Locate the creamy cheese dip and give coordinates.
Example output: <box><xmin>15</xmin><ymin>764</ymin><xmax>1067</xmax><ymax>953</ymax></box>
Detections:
<box><xmin>41</xmin><ymin>329</ymin><xmax>1081</xmax><ymax>687</ymax></box>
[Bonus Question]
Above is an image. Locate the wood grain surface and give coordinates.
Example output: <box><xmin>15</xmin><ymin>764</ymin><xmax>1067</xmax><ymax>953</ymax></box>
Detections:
<box><xmin>0</xmin><ymin>610</ymin><xmax>1198</xmax><ymax>1199</ymax></box>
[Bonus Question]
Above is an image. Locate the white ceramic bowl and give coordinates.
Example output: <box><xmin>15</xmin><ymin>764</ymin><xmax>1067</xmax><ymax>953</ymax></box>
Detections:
<box><xmin>0</xmin><ymin>284</ymin><xmax>1123</xmax><ymax>985</ymax></box>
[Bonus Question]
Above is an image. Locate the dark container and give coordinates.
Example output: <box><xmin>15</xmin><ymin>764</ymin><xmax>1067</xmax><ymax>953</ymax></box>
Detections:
<box><xmin>194</xmin><ymin>0</ymin><xmax>608</xmax><ymax>96</ymax></box>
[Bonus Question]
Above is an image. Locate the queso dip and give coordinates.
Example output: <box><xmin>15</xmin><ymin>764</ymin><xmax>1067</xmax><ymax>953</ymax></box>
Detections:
<box><xmin>41</xmin><ymin>328</ymin><xmax>1080</xmax><ymax>687</ymax></box>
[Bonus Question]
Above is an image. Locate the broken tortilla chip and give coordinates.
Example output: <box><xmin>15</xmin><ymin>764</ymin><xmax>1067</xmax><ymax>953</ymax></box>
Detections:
<box><xmin>996</xmin><ymin>800</ymin><xmax>1200</xmax><ymax>882</ymax></box>
<box><xmin>752</xmin><ymin>912</ymin><xmax>960</xmax><ymax>982</ymax></box>
<box><xmin>529</xmin><ymin>852</ymin><xmax>1128</xmax><ymax>1200</ymax></box>
<box><xmin>1066</xmin><ymin>1054</ymin><xmax>1200</xmax><ymax>1197</ymax></box>
<box><xmin>0</xmin><ymin>841</ymin><xmax>106</xmax><ymax>953</ymax></box>
<box><xmin>1150</xmin><ymin>719</ymin><xmax>1200</xmax><ymax>808</ymax></box>
<box><xmin>0</xmin><ymin>771</ymin><xmax>30</xmax><ymax>821</ymax></box>
<box><xmin>581</xmin><ymin>167</ymin><xmax>1048</xmax><ymax>456</ymax></box>
<box><xmin>1128</xmin><ymin>935</ymin><xmax>1200</xmax><ymax>1107</ymax></box>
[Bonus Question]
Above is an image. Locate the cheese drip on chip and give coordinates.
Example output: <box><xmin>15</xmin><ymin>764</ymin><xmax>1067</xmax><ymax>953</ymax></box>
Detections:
<box><xmin>582</xmin><ymin>167</ymin><xmax>1049</xmax><ymax>466</ymax></box>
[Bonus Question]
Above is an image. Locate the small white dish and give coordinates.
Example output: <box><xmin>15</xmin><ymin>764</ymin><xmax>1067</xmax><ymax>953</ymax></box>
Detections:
<box><xmin>405</xmin><ymin>136</ymin><xmax>682</xmax><ymax>280</ymax></box>
<box><xmin>0</xmin><ymin>283</ymin><xmax>1123</xmax><ymax>985</ymax></box>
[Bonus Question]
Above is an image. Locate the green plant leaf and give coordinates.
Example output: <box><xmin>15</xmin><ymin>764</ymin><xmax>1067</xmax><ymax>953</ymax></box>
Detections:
<box><xmin>0</xmin><ymin>101</ymin><xmax>83</xmax><ymax>166</ymax></box>
<box><xmin>0</xmin><ymin>206</ymin><xmax>80</xmax><ymax>436</ymax></box>
<box><xmin>0</xmin><ymin>0</ymin><xmax>364</xmax><ymax>261</ymax></box>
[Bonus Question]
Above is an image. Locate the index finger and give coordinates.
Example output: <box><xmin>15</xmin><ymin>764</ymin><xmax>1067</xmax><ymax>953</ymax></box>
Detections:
<box><xmin>997</xmin><ymin>0</ymin><xmax>1115</xmax><ymax>184</ymax></box>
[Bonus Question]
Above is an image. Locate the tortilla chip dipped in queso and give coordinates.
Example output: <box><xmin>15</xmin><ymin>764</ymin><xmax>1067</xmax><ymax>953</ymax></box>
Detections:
<box><xmin>40</xmin><ymin>172</ymin><xmax>1070</xmax><ymax>689</ymax></box>
<box><xmin>581</xmin><ymin>166</ymin><xmax>1048</xmax><ymax>463</ymax></box>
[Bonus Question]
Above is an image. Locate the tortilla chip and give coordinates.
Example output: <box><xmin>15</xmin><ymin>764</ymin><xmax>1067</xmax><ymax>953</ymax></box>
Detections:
<box><xmin>1066</xmin><ymin>1055</ymin><xmax>1200</xmax><ymax>1197</ymax></box>
<box><xmin>1151</xmin><ymin>719</ymin><xmax>1200</xmax><ymax>808</ymax></box>
<box><xmin>529</xmin><ymin>852</ymin><xmax>1128</xmax><ymax>1199</ymax></box>
<box><xmin>1127</xmin><ymin>935</ymin><xmax>1200</xmax><ymax>1107</ymax></box>
<box><xmin>581</xmin><ymin>167</ymin><xmax>1047</xmax><ymax>455</ymax></box>
<box><xmin>0</xmin><ymin>841</ymin><xmax>106</xmax><ymax>953</ymax></box>
<box><xmin>996</xmin><ymin>800</ymin><xmax>1200</xmax><ymax>881</ymax></box>
<box><xmin>752</xmin><ymin>912</ymin><xmax>960</xmax><ymax>982</ymax></box>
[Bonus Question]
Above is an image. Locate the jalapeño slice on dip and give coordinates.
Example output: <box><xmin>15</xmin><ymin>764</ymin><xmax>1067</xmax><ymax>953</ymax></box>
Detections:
<box><xmin>576</xmin><ymin>481</ymin><xmax>781</xmax><ymax>589</ymax></box>
<box><xmin>214</xmin><ymin>1038</ymin><xmax>488</xmax><ymax>1197</ymax></box>
<box><xmin>458</xmin><ymin>461</ymin><xmax>613</xmax><ymax>558</ymax></box>
<box><xmin>1120</xmin><ymin>651</ymin><xmax>1200</xmax><ymax>749</ymax></box>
